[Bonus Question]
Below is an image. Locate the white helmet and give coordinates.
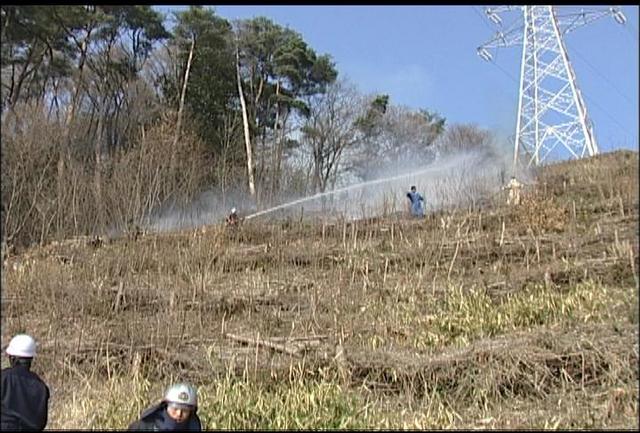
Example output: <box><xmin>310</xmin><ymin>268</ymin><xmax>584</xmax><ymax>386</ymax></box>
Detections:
<box><xmin>231</xmin><ymin>207</ymin><xmax>237</xmax><ymax>214</ymax></box>
<box><xmin>164</xmin><ymin>383</ymin><xmax>197</xmax><ymax>408</ymax></box>
<box><xmin>6</xmin><ymin>334</ymin><xmax>37</xmax><ymax>358</ymax></box>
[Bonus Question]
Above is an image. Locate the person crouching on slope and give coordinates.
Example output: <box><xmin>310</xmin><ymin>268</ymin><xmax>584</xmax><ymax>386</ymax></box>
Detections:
<box><xmin>128</xmin><ymin>383</ymin><xmax>201</xmax><ymax>431</ymax></box>
<box><xmin>226</xmin><ymin>207</ymin><xmax>241</xmax><ymax>227</ymax></box>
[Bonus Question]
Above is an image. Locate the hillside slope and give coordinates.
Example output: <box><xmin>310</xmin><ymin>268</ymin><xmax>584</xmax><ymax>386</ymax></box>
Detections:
<box><xmin>1</xmin><ymin>150</ymin><xmax>638</xmax><ymax>429</ymax></box>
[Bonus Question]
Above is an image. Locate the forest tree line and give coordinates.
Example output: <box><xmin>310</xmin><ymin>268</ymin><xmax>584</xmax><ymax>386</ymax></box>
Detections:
<box><xmin>1</xmin><ymin>5</ymin><xmax>495</xmax><ymax>250</ymax></box>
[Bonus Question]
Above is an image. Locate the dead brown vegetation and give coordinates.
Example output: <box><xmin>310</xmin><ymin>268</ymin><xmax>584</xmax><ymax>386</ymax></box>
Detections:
<box><xmin>1</xmin><ymin>105</ymin><xmax>210</xmax><ymax>250</ymax></box>
<box><xmin>1</xmin><ymin>150</ymin><xmax>638</xmax><ymax>429</ymax></box>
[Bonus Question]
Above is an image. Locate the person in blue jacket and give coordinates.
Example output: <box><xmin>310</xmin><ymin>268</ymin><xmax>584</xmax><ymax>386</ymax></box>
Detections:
<box><xmin>128</xmin><ymin>383</ymin><xmax>201</xmax><ymax>431</ymax></box>
<box><xmin>1</xmin><ymin>334</ymin><xmax>50</xmax><ymax>431</ymax></box>
<box><xmin>406</xmin><ymin>185</ymin><xmax>425</xmax><ymax>217</ymax></box>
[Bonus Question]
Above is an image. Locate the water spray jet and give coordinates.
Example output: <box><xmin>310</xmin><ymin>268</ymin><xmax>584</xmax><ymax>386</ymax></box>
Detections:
<box><xmin>244</xmin><ymin>151</ymin><xmax>502</xmax><ymax>222</ymax></box>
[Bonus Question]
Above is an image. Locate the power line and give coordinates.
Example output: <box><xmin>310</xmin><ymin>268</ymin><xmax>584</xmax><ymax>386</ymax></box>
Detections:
<box><xmin>566</xmin><ymin>40</ymin><xmax>636</xmax><ymax>109</ymax></box>
<box><xmin>471</xmin><ymin>6</ymin><xmax>520</xmax><ymax>90</ymax></box>
<box><xmin>473</xmin><ymin>6</ymin><xmax>636</xmax><ymax>163</ymax></box>
<box><xmin>491</xmin><ymin>55</ymin><xmax>636</xmax><ymax>145</ymax></box>
<box><xmin>471</xmin><ymin>6</ymin><xmax>520</xmax><ymax>121</ymax></box>
<box><xmin>490</xmin><ymin>58</ymin><xmax>519</xmax><ymax>86</ymax></box>
<box><xmin>581</xmin><ymin>90</ymin><xmax>636</xmax><ymax>142</ymax></box>
<box><xmin>472</xmin><ymin>6</ymin><xmax>495</xmax><ymax>33</ymax></box>
<box><xmin>488</xmin><ymin>46</ymin><xmax>636</xmax><ymax>147</ymax></box>
<box><xmin>623</xmin><ymin>20</ymin><xmax>639</xmax><ymax>47</ymax></box>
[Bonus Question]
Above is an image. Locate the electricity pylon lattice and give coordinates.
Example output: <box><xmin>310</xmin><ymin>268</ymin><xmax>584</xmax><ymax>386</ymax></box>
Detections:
<box><xmin>477</xmin><ymin>5</ymin><xmax>627</xmax><ymax>168</ymax></box>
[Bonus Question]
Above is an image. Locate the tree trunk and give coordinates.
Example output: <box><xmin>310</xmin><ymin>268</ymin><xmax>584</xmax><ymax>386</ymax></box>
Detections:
<box><xmin>274</xmin><ymin>109</ymin><xmax>289</xmax><ymax>198</ymax></box>
<box><xmin>236</xmin><ymin>42</ymin><xmax>256</xmax><ymax>198</ymax></box>
<box><xmin>312</xmin><ymin>145</ymin><xmax>322</xmax><ymax>194</ymax></box>
<box><xmin>8</xmin><ymin>43</ymin><xmax>37</xmax><ymax>109</ymax></box>
<box><xmin>1</xmin><ymin>8</ymin><xmax>10</xmax><ymax>43</ymax></box>
<box><xmin>57</xmin><ymin>38</ymin><xmax>88</xmax><ymax>238</ymax></box>
<box><xmin>270</xmin><ymin>80</ymin><xmax>281</xmax><ymax>202</ymax></box>
<box><xmin>172</xmin><ymin>33</ymin><xmax>195</xmax><ymax>172</ymax></box>
<box><xmin>94</xmin><ymin>102</ymin><xmax>107</xmax><ymax>234</ymax></box>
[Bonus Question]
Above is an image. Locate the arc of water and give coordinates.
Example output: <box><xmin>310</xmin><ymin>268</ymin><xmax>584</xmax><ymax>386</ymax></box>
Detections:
<box><xmin>244</xmin><ymin>155</ymin><xmax>473</xmax><ymax>221</ymax></box>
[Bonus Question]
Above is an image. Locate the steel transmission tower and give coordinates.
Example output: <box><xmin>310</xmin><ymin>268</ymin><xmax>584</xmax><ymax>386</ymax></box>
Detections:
<box><xmin>477</xmin><ymin>6</ymin><xmax>627</xmax><ymax>169</ymax></box>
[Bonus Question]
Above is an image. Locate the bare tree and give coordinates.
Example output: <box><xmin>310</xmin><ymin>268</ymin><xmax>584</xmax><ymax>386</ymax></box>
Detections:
<box><xmin>171</xmin><ymin>33</ymin><xmax>195</xmax><ymax>172</ymax></box>
<box><xmin>363</xmin><ymin>105</ymin><xmax>444</xmax><ymax>176</ymax></box>
<box><xmin>435</xmin><ymin>123</ymin><xmax>496</xmax><ymax>157</ymax></box>
<box><xmin>301</xmin><ymin>79</ymin><xmax>366</xmax><ymax>193</ymax></box>
<box><xmin>235</xmin><ymin>36</ymin><xmax>256</xmax><ymax>198</ymax></box>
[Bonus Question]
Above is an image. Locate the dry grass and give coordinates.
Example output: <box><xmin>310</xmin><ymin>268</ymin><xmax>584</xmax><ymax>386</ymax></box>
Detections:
<box><xmin>1</xmin><ymin>150</ymin><xmax>638</xmax><ymax>429</ymax></box>
<box><xmin>1</xmin><ymin>105</ymin><xmax>210</xmax><ymax>249</ymax></box>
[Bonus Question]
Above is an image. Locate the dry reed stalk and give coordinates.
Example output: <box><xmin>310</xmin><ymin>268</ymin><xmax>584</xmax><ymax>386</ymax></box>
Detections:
<box><xmin>226</xmin><ymin>332</ymin><xmax>302</xmax><ymax>357</ymax></box>
<box><xmin>447</xmin><ymin>241</ymin><xmax>460</xmax><ymax>281</ymax></box>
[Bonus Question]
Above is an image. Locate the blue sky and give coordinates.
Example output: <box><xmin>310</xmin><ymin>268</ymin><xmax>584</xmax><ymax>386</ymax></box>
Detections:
<box><xmin>157</xmin><ymin>5</ymin><xmax>639</xmax><ymax>155</ymax></box>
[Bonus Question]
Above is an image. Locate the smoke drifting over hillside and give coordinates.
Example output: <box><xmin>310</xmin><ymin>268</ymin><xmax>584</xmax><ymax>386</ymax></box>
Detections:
<box><xmin>142</xmin><ymin>138</ymin><xmax>536</xmax><ymax>234</ymax></box>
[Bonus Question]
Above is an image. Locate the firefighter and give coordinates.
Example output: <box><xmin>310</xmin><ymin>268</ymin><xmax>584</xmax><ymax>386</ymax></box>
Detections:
<box><xmin>504</xmin><ymin>176</ymin><xmax>523</xmax><ymax>206</ymax></box>
<box><xmin>226</xmin><ymin>207</ymin><xmax>240</xmax><ymax>226</ymax></box>
<box><xmin>406</xmin><ymin>185</ymin><xmax>425</xmax><ymax>217</ymax></box>
<box><xmin>128</xmin><ymin>383</ymin><xmax>202</xmax><ymax>431</ymax></box>
<box><xmin>1</xmin><ymin>334</ymin><xmax>50</xmax><ymax>431</ymax></box>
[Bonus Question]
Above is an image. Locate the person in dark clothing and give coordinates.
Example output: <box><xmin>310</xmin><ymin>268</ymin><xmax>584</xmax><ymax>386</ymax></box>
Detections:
<box><xmin>1</xmin><ymin>334</ymin><xmax>50</xmax><ymax>431</ymax></box>
<box><xmin>226</xmin><ymin>207</ymin><xmax>240</xmax><ymax>227</ymax></box>
<box><xmin>128</xmin><ymin>383</ymin><xmax>201</xmax><ymax>431</ymax></box>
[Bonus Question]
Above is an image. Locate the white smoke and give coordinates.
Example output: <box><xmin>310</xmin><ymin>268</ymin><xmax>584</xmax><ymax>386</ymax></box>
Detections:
<box><xmin>245</xmin><ymin>147</ymin><xmax>516</xmax><ymax>222</ymax></box>
<box><xmin>141</xmin><ymin>142</ymin><xmax>532</xmax><ymax>233</ymax></box>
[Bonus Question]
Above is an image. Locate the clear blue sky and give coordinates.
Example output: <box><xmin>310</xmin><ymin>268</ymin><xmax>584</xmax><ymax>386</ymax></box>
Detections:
<box><xmin>157</xmin><ymin>5</ymin><xmax>639</xmax><ymax>155</ymax></box>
